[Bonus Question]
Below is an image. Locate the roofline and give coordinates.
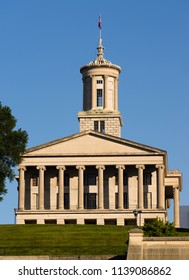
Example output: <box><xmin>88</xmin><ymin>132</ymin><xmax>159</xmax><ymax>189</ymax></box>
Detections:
<box><xmin>24</xmin><ymin>130</ymin><xmax>167</xmax><ymax>155</ymax></box>
<box><xmin>80</xmin><ymin>63</ymin><xmax>121</xmax><ymax>73</ymax></box>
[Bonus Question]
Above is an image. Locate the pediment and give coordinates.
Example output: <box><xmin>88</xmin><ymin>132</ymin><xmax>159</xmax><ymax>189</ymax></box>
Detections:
<box><xmin>23</xmin><ymin>131</ymin><xmax>166</xmax><ymax>157</ymax></box>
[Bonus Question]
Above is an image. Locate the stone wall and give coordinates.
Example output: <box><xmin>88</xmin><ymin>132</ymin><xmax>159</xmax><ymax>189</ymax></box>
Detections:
<box><xmin>79</xmin><ymin>117</ymin><xmax>121</xmax><ymax>137</ymax></box>
<box><xmin>127</xmin><ymin>228</ymin><xmax>189</xmax><ymax>260</ymax></box>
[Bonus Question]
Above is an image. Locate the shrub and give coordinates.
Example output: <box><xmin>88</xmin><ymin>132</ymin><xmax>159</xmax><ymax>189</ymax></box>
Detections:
<box><xmin>143</xmin><ymin>218</ymin><xmax>177</xmax><ymax>237</ymax></box>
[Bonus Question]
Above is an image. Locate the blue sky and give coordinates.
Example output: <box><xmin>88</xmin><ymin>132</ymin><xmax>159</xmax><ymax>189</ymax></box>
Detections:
<box><xmin>0</xmin><ymin>0</ymin><xmax>188</xmax><ymax>224</ymax></box>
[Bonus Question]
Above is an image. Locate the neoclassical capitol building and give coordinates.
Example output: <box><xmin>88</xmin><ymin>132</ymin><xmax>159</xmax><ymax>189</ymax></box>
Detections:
<box><xmin>16</xmin><ymin>30</ymin><xmax>182</xmax><ymax>227</ymax></box>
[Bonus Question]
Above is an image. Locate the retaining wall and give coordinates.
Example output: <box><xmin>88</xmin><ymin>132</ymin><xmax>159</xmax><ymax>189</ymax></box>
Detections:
<box><xmin>127</xmin><ymin>228</ymin><xmax>189</xmax><ymax>260</ymax></box>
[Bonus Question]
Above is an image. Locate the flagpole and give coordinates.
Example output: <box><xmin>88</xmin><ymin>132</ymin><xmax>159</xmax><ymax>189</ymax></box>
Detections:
<box><xmin>98</xmin><ymin>15</ymin><xmax>102</xmax><ymax>45</ymax></box>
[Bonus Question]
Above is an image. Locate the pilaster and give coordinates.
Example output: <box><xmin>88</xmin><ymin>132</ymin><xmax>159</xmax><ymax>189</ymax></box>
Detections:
<box><xmin>114</xmin><ymin>77</ymin><xmax>118</xmax><ymax>111</ymax></box>
<box><xmin>104</xmin><ymin>75</ymin><xmax>108</xmax><ymax>109</ymax></box>
<box><xmin>91</xmin><ymin>75</ymin><xmax>96</xmax><ymax>109</ymax></box>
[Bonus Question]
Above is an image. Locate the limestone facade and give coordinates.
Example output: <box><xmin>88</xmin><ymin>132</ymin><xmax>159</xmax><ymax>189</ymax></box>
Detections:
<box><xmin>15</xmin><ymin>31</ymin><xmax>182</xmax><ymax>227</ymax></box>
<box><xmin>79</xmin><ymin>115</ymin><xmax>121</xmax><ymax>138</ymax></box>
<box><xmin>16</xmin><ymin>131</ymin><xmax>182</xmax><ymax>227</ymax></box>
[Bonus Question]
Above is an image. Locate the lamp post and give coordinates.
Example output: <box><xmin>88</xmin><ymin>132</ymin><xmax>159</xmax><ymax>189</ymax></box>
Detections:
<box><xmin>133</xmin><ymin>209</ymin><xmax>142</xmax><ymax>227</ymax></box>
<box><xmin>14</xmin><ymin>208</ymin><xmax>17</xmax><ymax>224</ymax></box>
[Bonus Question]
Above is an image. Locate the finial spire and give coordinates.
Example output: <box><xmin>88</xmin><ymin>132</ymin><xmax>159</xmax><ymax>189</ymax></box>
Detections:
<box><xmin>97</xmin><ymin>15</ymin><xmax>104</xmax><ymax>60</ymax></box>
<box><xmin>81</xmin><ymin>16</ymin><xmax>120</xmax><ymax>69</ymax></box>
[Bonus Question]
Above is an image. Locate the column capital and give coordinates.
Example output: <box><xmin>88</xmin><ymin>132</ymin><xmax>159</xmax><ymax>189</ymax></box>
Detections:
<box><xmin>116</xmin><ymin>164</ymin><xmax>125</xmax><ymax>170</ymax></box>
<box><xmin>37</xmin><ymin>165</ymin><xmax>46</xmax><ymax>171</ymax></box>
<box><xmin>173</xmin><ymin>185</ymin><xmax>180</xmax><ymax>191</ymax></box>
<box><xmin>155</xmin><ymin>164</ymin><xmax>165</xmax><ymax>170</ymax></box>
<box><xmin>18</xmin><ymin>165</ymin><xmax>26</xmax><ymax>171</ymax></box>
<box><xmin>56</xmin><ymin>165</ymin><xmax>66</xmax><ymax>171</ymax></box>
<box><xmin>96</xmin><ymin>165</ymin><xmax>105</xmax><ymax>170</ymax></box>
<box><xmin>136</xmin><ymin>164</ymin><xmax>145</xmax><ymax>170</ymax></box>
<box><xmin>76</xmin><ymin>165</ymin><xmax>86</xmax><ymax>171</ymax></box>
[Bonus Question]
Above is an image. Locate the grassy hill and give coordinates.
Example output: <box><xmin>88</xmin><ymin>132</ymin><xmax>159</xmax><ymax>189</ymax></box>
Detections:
<box><xmin>0</xmin><ymin>224</ymin><xmax>133</xmax><ymax>256</ymax></box>
<box><xmin>0</xmin><ymin>224</ymin><xmax>188</xmax><ymax>257</ymax></box>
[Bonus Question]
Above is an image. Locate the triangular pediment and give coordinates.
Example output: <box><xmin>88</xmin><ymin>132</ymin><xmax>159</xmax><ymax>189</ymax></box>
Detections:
<box><xmin>23</xmin><ymin>131</ymin><xmax>166</xmax><ymax>157</ymax></box>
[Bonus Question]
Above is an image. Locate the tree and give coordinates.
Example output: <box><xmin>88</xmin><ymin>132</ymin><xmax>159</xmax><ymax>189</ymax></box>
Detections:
<box><xmin>143</xmin><ymin>218</ymin><xmax>177</xmax><ymax>237</ymax></box>
<box><xmin>0</xmin><ymin>102</ymin><xmax>28</xmax><ymax>201</ymax></box>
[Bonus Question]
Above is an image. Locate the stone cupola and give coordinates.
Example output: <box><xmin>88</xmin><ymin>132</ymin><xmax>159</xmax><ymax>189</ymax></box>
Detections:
<box><xmin>78</xmin><ymin>24</ymin><xmax>122</xmax><ymax>137</ymax></box>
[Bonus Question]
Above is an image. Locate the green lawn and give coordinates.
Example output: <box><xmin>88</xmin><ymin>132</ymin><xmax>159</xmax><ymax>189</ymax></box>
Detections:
<box><xmin>0</xmin><ymin>224</ymin><xmax>134</xmax><ymax>256</ymax></box>
<box><xmin>0</xmin><ymin>224</ymin><xmax>188</xmax><ymax>257</ymax></box>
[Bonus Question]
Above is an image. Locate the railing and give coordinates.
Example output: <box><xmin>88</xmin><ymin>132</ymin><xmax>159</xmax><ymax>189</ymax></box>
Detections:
<box><xmin>0</xmin><ymin>246</ymin><xmax>126</xmax><ymax>256</ymax></box>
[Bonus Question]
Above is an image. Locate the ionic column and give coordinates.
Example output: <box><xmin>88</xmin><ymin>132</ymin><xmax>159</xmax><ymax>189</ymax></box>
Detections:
<box><xmin>114</xmin><ymin>77</ymin><xmax>118</xmax><ymax>111</ymax></box>
<box><xmin>37</xmin><ymin>166</ymin><xmax>46</xmax><ymax>210</ymax></box>
<box><xmin>156</xmin><ymin>165</ymin><xmax>165</xmax><ymax>209</ymax></box>
<box><xmin>174</xmin><ymin>186</ymin><xmax>180</xmax><ymax>228</ymax></box>
<box><xmin>104</xmin><ymin>75</ymin><xmax>108</xmax><ymax>109</ymax></box>
<box><xmin>56</xmin><ymin>166</ymin><xmax>66</xmax><ymax>210</ymax></box>
<box><xmin>136</xmin><ymin>165</ymin><xmax>145</xmax><ymax>209</ymax></box>
<box><xmin>96</xmin><ymin>165</ymin><xmax>105</xmax><ymax>209</ymax></box>
<box><xmin>116</xmin><ymin>165</ymin><xmax>125</xmax><ymax>209</ymax></box>
<box><xmin>18</xmin><ymin>166</ymin><xmax>26</xmax><ymax>210</ymax></box>
<box><xmin>91</xmin><ymin>76</ymin><xmax>96</xmax><ymax>109</ymax></box>
<box><xmin>76</xmin><ymin>165</ymin><xmax>85</xmax><ymax>210</ymax></box>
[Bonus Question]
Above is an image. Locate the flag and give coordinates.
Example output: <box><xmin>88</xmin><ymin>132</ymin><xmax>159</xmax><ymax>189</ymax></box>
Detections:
<box><xmin>98</xmin><ymin>16</ymin><xmax>102</xmax><ymax>29</ymax></box>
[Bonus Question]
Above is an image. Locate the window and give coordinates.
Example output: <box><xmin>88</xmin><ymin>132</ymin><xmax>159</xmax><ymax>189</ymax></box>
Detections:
<box><xmin>124</xmin><ymin>192</ymin><xmax>128</xmax><ymax>209</ymax></box>
<box><xmin>97</xmin><ymin>89</ymin><xmax>103</xmax><ymax>107</ymax></box>
<box><xmin>100</xmin><ymin>121</ymin><xmax>105</xmax><ymax>133</ymax></box>
<box><xmin>105</xmin><ymin>219</ymin><xmax>117</xmax><ymax>225</ymax></box>
<box><xmin>65</xmin><ymin>219</ymin><xmax>77</xmax><ymax>224</ymax></box>
<box><xmin>64</xmin><ymin>174</ymin><xmax>69</xmax><ymax>209</ymax></box>
<box><xmin>25</xmin><ymin>220</ymin><xmax>37</xmax><ymax>224</ymax></box>
<box><xmin>143</xmin><ymin>172</ymin><xmax>152</xmax><ymax>185</ymax></box>
<box><xmin>45</xmin><ymin>219</ymin><xmax>57</xmax><ymax>224</ymax></box>
<box><xmin>64</xmin><ymin>174</ymin><xmax>69</xmax><ymax>186</ymax></box>
<box><xmin>94</xmin><ymin>120</ymin><xmax>105</xmax><ymax>133</ymax></box>
<box><xmin>124</xmin><ymin>219</ymin><xmax>137</xmax><ymax>226</ymax></box>
<box><xmin>85</xmin><ymin>219</ymin><xmax>97</xmax><ymax>224</ymax></box>
<box><xmin>115</xmin><ymin>193</ymin><xmax>118</xmax><ymax>209</ymax></box>
<box><xmin>123</xmin><ymin>173</ymin><xmax>128</xmax><ymax>186</ymax></box>
<box><xmin>87</xmin><ymin>174</ymin><xmax>96</xmax><ymax>185</ymax></box>
<box><xmin>64</xmin><ymin>193</ymin><xmax>69</xmax><ymax>209</ymax></box>
<box><xmin>85</xmin><ymin>193</ymin><xmax>97</xmax><ymax>209</ymax></box>
<box><xmin>144</xmin><ymin>218</ymin><xmax>155</xmax><ymax>225</ymax></box>
<box><xmin>97</xmin><ymin>80</ymin><xmax>103</xmax><ymax>84</ymax></box>
<box><xmin>94</xmin><ymin>121</ymin><xmax>98</xmax><ymax>132</ymax></box>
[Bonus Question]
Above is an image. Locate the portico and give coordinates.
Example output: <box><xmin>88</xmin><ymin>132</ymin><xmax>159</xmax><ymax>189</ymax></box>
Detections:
<box><xmin>16</xmin><ymin>133</ymin><xmax>182</xmax><ymax>226</ymax></box>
